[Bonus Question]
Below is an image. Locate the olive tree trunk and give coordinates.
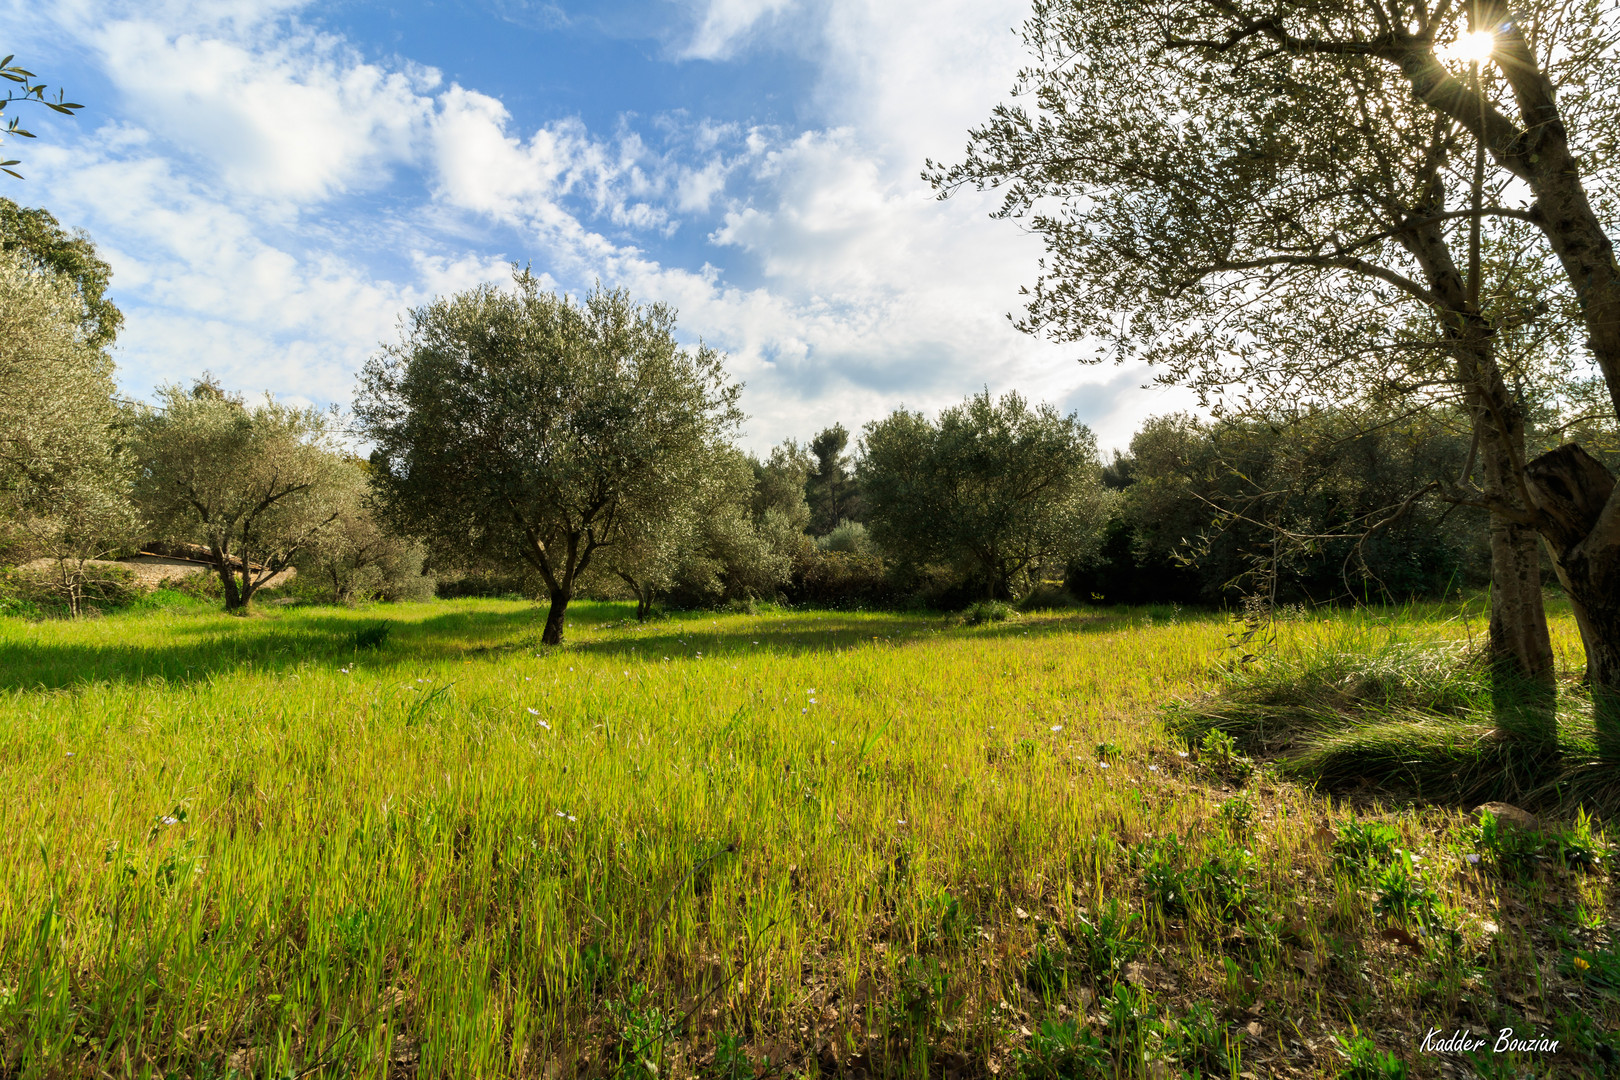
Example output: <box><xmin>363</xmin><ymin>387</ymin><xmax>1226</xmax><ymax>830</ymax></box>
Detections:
<box><xmin>541</xmin><ymin>588</ymin><xmax>572</xmax><ymax>646</ymax></box>
<box><xmin>1526</xmin><ymin>445</ymin><xmax>1620</xmax><ymax>757</ymax></box>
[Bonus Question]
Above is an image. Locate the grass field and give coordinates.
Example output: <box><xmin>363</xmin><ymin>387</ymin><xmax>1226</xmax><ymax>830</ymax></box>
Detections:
<box><xmin>1</xmin><ymin>597</ymin><xmax>1615</xmax><ymax>1079</ymax></box>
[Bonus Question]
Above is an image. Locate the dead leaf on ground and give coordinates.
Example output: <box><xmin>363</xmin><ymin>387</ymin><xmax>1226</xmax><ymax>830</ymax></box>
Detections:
<box><xmin>1379</xmin><ymin>926</ymin><xmax>1424</xmax><ymax>953</ymax></box>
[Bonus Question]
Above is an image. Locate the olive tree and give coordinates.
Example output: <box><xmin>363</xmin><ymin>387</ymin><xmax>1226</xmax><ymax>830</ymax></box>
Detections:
<box><xmin>861</xmin><ymin>390</ymin><xmax>1115</xmax><ymax>600</ymax></box>
<box><xmin>0</xmin><ymin>246</ymin><xmax>135</xmax><ymax>613</ymax></box>
<box><xmin>933</xmin><ymin>0</ymin><xmax>1620</xmax><ymax>750</ymax></box>
<box><xmin>1</xmin><ymin>197</ymin><xmax>122</xmax><ymax>348</ymax></box>
<box><xmin>355</xmin><ymin>271</ymin><xmax>742</xmax><ymax>645</ymax></box>
<box><xmin>294</xmin><ymin>460</ymin><xmax>433</xmax><ymax>604</ymax></box>
<box><xmin>133</xmin><ymin>379</ymin><xmax>345</xmax><ymax>611</ymax></box>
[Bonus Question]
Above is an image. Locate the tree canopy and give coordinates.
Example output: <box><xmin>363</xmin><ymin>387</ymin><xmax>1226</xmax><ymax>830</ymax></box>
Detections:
<box><xmin>0</xmin><ymin>198</ymin><xmax>123</xmax><ymax>349</ymax></box>
<box><xmin>133</xmin><ymin>379</ymin><xmax>346</xmax><ymax>612</ymax></box>
<box><xmin>861</xmin><ymin>390</ymin><xmax>1114</xmax><ymax>600</ymax></box>
<box><xmin>355</xmin><ymin>270</ymin><xmax>742</xmax><ymax>644</ymax></box>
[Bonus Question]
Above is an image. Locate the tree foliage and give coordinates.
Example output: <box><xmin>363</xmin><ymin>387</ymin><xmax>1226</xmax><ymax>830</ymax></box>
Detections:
<box><xmin>806</xmin><ymin>423</ymin><xmax>861</xmax><ymax>534</ymax></box>
<box><xmin>133</xmin><ymin>379</ymin><xmax>345</xmax><ymax>612</ymax></box>
<box><xmin>355</xmin><ymin>271</ymin><xmax>742</xmax><ymax>644</ymax></box>
<box><xmin>1</xmin><ymin>54</ymin><xmax>83</xmax><ymax>179</ymax></box>
<box><xmin>0</xmin><ymin>197</ymin><xmax>123</xmax><ymax>349</ymax></box>
<box><xmin>1071</xmin><ymin>411</ymin><xmax>1489</xmax><ymax>606</ymax></box>
<box><xmin>861</xmin><ymin>390</ymin><xmax>1114</xmax><ymax>600</ymax></box>
<box><xmin>294</xmin><ymin>460</ymin><xmax>433</xmax><ymax>604</ymax></box>
<box><xmin>0</xmin><ymin>246</ymin><xmax>134</xmax><ymax>613</ymax></box>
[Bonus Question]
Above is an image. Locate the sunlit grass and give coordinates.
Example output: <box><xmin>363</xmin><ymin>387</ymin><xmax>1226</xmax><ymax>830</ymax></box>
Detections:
<box><xmin>1</xmin><ymin>598</ymin><xmax>1613</xmax><ymax>1078</ymax></box>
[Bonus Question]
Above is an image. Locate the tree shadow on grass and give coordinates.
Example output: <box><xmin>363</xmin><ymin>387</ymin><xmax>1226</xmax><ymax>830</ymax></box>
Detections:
<box><xmin>561</xmin><ymin>606</ymin><xmax>1143</xmax><ymax>664</ymax></box>
<box><xmin>0</xmin><ymin>602</ymin><xmax>560</xmax><ymax>691</ymax></box>
<box><xmin>0</xmin><ymin>601</ymin><xmax>1164</xmax><ymax>692</ymax></box>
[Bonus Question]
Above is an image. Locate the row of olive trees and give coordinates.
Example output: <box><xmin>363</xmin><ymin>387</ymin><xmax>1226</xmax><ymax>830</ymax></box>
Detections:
<box><xmin>3</xmin><ymin>193</ymin><xmax>1116</xmax><ymax>630</ymax></box>
<box><xmin>0</xmin><ymin>196</ymin><xmax>425</xmax><ymax>612</ymax></box>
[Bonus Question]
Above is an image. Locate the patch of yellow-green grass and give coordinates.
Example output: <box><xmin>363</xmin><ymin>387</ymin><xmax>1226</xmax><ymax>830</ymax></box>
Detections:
<box><xmin>1</xmin><ymin>599</ymin><xmax>1614</xmax><ymax>1079</ymax></box>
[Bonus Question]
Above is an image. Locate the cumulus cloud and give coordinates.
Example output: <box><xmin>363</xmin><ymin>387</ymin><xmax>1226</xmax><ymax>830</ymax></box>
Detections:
<box><xmin>4</xmin><ymin>0</ymin><xmax>1191</xmax><ymax>452</ymax></box>
<box><xmin>34</xmin><ymin>0</ymin><xmax>437</xmax><ymax>205</ymax></box>
<box><xmin>680</xmin><ymin>0</ymin><xmax>796</xmax><ymax>60</ymax></box>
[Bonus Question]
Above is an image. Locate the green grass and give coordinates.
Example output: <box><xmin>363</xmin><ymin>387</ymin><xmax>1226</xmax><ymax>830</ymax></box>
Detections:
<box><xmin>1</xmin><ymin>599</ymin><xmax>1615</xmax><ymax>1078</ymax></box>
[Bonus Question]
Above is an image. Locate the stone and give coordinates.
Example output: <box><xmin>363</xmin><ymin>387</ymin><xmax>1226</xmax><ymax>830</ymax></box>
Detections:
<box><xmin>1471</xmin><ymin>802</ymin><xmax>1541</xmax><ymax>832</ymax></box>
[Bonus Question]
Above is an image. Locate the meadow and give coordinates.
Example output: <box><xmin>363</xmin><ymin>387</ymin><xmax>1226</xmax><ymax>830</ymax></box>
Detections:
<box><xmin>1</xmin><ymin>596</ymin><xmax>1614</xmax><ymax>1079</ymax></box>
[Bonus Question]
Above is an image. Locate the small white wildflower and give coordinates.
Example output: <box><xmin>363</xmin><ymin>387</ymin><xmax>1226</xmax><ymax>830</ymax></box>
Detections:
<box><xmin>339</xmin><ymin>667</ymin><xmax>350</xmax><ymax>675</ymax></box>
<box><xmin>801</xmin><ymin>708</ymin><xmax>808</xmax><ymax>714</ymax></box>
<box><xmin>1148</xmin><ymin>765</ymin><xmax>1160</xmax><ymax>772</ymax></box>
<box><xmin>1098</xmin><ymin>761</ymin><xmax>1109</xmax><ymax>769</ymax></box>
<box><xmin>528</xmin><ymin>707</ymin><xmax>540</xmax><ymax>715</ymax></box>
<box><xmin>897</xmin><ymin>819</ymin><xmax>907</xmax><ymax>826</ymax></box>
<box><xmin>66</xmin><ymin>752</ymin><xmax>74</xmax><ymax>757</ymax></box>
<box><xmin>525</xmin><ymin>677</ymin><xmax>532</xmax><ymax>681</ymax></box>
<box><xmin>1176</xmin><ymin>750</ymin><xmax>1189</xmax><ymax>758</ymax></box>
<box><xmin>1466</xmin><ymin>853</ymin><xmax>1481</xmax><ymax>865</ymax></box>
<box><xmin>537</xmin><ymin>720</ymin><xmax>551</xmax><ymax>730</ymax></box>
<box><xmin>161</xmin><ymin>816</ymin><xmax>178</xmax><ymax>826</ymax></box>
<box><xmin>567</xmin><ymin>814</ymin><xmax>577</xmax><ymax>823</ymax></box>
<box><xmin>1050</xmin><ymin>725</ymin><xmax>1063</xmax><ymax>733</ymax></box>
<box><xmin>555</xmin><ymin>810</ymin><xmax>566</xmax><ymax>818</ymax></box>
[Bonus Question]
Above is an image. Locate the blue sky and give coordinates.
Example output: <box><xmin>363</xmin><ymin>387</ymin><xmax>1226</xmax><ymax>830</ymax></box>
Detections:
<box><xmin>3</xmin><ymin>0</ymin><xmax>1191</xmax><ymax>453</ymax></box>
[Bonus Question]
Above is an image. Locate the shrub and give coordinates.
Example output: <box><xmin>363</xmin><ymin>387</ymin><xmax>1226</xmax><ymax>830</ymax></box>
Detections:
<box><xmin>963</xmin><ymin>599</ymin><xmax>1016</xmax><ymax>625</ymax></box>
<box><xmin>815</xmin><ymin>518</ymin><xmax>872</xmax><ymax>555</ymax></box>
<box><xmin>0</xmin><ymin>561</ymin><xmax>142</xmax><ymax>616</ymax></box>
<box><xmin>788</xmin><ymin>548</ymin><xmax>896</xmax><ymax>609</ymax></box>
<box><xmin>1019</xmin><ymin>581</ymin><xmax>1082</xmax><ymax>610</ymax></box>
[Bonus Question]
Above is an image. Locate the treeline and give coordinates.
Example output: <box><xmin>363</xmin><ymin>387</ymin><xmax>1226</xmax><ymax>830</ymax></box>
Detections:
<box><xmin>0</xmin><ymin>200</ymin><xmax>1563</xmax><ymax>630</ymax></box>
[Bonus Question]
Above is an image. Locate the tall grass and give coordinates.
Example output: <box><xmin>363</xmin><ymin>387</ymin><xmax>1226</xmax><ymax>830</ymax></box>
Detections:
<box><xmin>1</xmin><ymin>601</ymin><xmax>1221</xmax><ymax>1077</ymax></box>
<box><xmin>1170</xmin><ymin>598</ymin><xmax>1602</xmax><ymax>807</ymax></box>
<box><xmin>1</xmin><ymin>598</ymin><xmax>1611</xmax><ymax>1078</ymax></box>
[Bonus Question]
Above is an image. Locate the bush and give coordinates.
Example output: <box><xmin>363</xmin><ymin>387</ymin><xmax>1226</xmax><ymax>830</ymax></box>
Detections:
<box><xmin>816</xmin><ymin>519</ymin><xmax>873</xmax><ymax>556</ymax></box>
<box><xmin>963</xmin><ymin>599</ymin><xmax>1016</xmax><ymax>625</ymax></box>
<box><xmin>1020</xmin><ymin>581</ymin><xmax>1081</xmax><ymax>610</ymax></box>
<box><xmin>788</xmin><ymin>549</ymin><xmax>897</xmax><ymax>609</ymax></box>
<box><xmin>0</xmin><ymin>561</ymin><xmax>142</xmax><ymax>616</ymax></box>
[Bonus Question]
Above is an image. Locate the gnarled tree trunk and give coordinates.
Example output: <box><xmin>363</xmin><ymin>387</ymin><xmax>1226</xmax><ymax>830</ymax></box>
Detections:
<box><xmin>1476</xmin><ymin>420</ymin><xmax>1558</xmax><ymax>751</ymax></box>
<box><xmin>541</xmin><ymin>588</ymin><xmax>571</xmax><ymax>645</ymax></box>
<box><xmin>1525</xmin><ymin>444</ymin><xmax>1620</xmax><ymax>758</ymax></box>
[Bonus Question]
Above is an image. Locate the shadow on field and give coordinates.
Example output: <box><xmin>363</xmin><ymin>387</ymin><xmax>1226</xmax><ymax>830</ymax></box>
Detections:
<box><xmin>0</xmin><ymin>601</ymin><xmax>1151</xmax><ymax>691</ymax></box>
<box><xmin>566</xmin><ymin>607</ymin><xmax>1134</xmax><ymax>663</ymax></box>
<box><xmin>0</xmin><ymin>603</ymin><xmax>559</xmax><ymax>690</ymax></box>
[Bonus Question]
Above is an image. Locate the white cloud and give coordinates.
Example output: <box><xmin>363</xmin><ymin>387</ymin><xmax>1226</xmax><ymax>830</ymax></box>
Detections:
<box><xmin>4</xmin><ymin>0</ymin><xmax>1190</xmax><ymax>453</ymax></box>
<box><xmin>680</xmin><ymin>0</ymin><xmax>796</xmax><ymax>60</ymax></box>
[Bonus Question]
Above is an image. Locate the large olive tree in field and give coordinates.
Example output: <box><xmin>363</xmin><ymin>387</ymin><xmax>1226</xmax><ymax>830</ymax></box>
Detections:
<box><xmin>355</xmin><ymin>271</ymin><xmax>742</xmax><ymax>645</ymax></box>
<box><xmin>133</xmin><ymin>380</ymin><xmax>345</xmax><ymax>612</ymax></box>
<box><xmin>934</xmin><ymin>0</ymin><xmax>1620</xmax><ymax>753</ymax></box>
<box><xmin>861</xmin><ymin>391</ymin><xmax>1115</xmax><ymax>600</ymax></box>
<box><xmin>0</xmin><ymin>246</ymin><xmax>134</xmax><ymax>613</ymax></box>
